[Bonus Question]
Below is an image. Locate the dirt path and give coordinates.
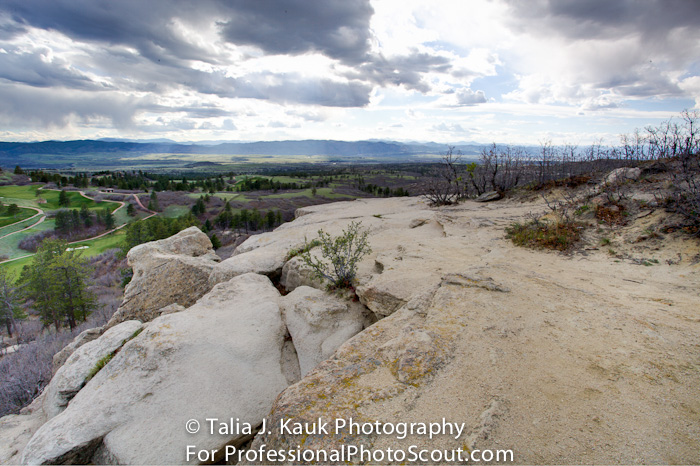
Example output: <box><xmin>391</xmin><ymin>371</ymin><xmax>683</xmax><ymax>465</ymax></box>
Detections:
<box><xmin>0</xmin><ymin>207</ymin><xmax>45</xmax><ymax>240</ymax></box>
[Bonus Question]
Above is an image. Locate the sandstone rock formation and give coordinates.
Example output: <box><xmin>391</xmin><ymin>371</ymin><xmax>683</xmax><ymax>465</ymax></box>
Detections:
<box><xmin>106</xmin><ymin>227</ymin><xmax>219</xmax><ymax>327</ymax></box>
<box><xmin>281</xmin><ymin>286</ymin><xmax>368</xmax><ymax>376</ymax></box>
<box><xmin>51</xmin><ymin>327</ymin><xmax>103</xmax><ymax>373</ymax></box>
<box><xmin>21</xmin><ymin>274</ymin><xmax>292</xmax><ymax>465</ymax></box>
<box><xmin>43</xmin><ymin>321</ymin><xmax>143</xmax><ymax>419</ymax></box>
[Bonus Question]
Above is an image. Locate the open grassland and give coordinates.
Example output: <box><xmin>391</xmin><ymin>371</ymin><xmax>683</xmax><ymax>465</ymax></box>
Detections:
<box><xmin>0</xmin><ymin>207</ymin><xmax>36</xmax><ymax>228</ymax></box>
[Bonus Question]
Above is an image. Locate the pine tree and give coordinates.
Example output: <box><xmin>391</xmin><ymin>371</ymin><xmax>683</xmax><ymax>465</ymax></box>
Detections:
<box><xmin>19</xmin><ymin>239</ymin><xmax>96</xmax><ymax>331</ymax></box>
<box><xmin>210</xmin><ymin>233</ymin><xmax>221</xmax><ymax>250</ymax></box>
<box><xmin>58</xmin><ymin>189</ymin><xmax>70</xmax><ymax>207</ymax></box>
<box><xmin>0</xmin><ymin>268</ymin><xmax>24</xmax><ymax>338</ymax></box>
<box><xmin>103</xmin><ymin>207</ymin><xmax>115</xmax><ymax>230</ymax></box>
<box><xmin>148</xmin><ymin>190</ymin><xmax>160</xmax><ymax>211</ymax></box>
<box><xmin>80</xmin><ymin>205</ymin><xmax>93</xmax><ymax>228</ymax></box>
<box><xmin>6</xmin><ymin>204</ymin><xmax>20</xmax><ymax>217</ymax></box>
<box><xmin>127</xmin><ymin>203</ymin><xmax>136</xmax><ymax>216</ymax></box>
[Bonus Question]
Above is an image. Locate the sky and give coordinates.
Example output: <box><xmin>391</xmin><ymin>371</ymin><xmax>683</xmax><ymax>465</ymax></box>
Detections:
<box><xmin>0</xmin><ymin>0</ymin><xmax>699</xmax><ymax>146</ymax></box>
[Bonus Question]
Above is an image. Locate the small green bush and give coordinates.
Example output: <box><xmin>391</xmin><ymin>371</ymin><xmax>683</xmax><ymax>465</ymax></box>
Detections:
<box><xmin>298</xmin><ymin>221</ymin><xmax>372</xmax><ymax>289</ymax></box>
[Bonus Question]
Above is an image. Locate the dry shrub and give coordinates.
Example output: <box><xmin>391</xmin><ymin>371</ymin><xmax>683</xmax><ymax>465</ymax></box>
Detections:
<box><xmin>506</xmin><ymin>220</ymin><xmax>584</xmax><ymax>251</ymax></box>
<box><xmin>595</xmin><ymin>203</ymin><xmax>627</xmax><ymax>226</ymax></box>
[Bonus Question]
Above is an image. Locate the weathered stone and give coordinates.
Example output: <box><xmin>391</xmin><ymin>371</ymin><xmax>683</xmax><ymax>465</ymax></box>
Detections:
<box><xmin>21</xmin><ymin>273</ymin><xmax>291</xmax><ymax>466</ymax></box>
<box><xmin>51</xmin><ymin>327</ymin><xmax>103</xmax><ymax>374</ymax></box>
<box><xmin>280</xmin><ymin>256</ymin><xmax>320</xmax><ymax>292</ymax></box>
<box><xmin>209</xmin><ymin>246</ymin><xmax>287</xmax><ymax>286</ymax></box>
<box><xmin>474</xmin><ymin>191</ymin><xmax>502</xmax><ymax>202</ymax></box>
<box><xmin>107</xmin><ymin>227</ymin><xmax>218</xmax><ymax>327</ymax></box>
<box><xmin>43</xmin><ymin>321</ymin><xmax>143</xmax><ymax>419</ymax></box>
<box><xmin>604</xmin><ymin>167</ymin><xmax>642</xmax><ymax>185</ymax></box>
<box><xmin>0</xmin><ymin>412</ymin><xmax>45</xmax><ymax>465</ymax></box>
<box><xmin>281</xmin><ymin>286</ymin><xmax>367</xmax><ymax>376</ymax></box>
<box><xmin>156</xmin><ymin>303</ymin><xmax>186</xmax><ymax>316</ymax></box>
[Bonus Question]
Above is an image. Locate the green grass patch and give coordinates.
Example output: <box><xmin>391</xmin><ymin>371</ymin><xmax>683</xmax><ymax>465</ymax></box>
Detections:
<box><xmin>162</xmin><ymin>205</ymin><xmax>191</xmax><ymax>218</ymax></box>
<box><xmin>0</xmin><ymin>207</ymin><xmax>37</xmax><ymax>228</ymax></box>
<box><xmin>85</xmin><ymin>352</ymin><xmax>116</xmax><ymax>383</ymax></box>
<box><xmin>0</xmin><ymin>185</ymin><xmax>41</xmax><ymax>200</ymax></box>
<box><xmin>37</xmin><ymin>190</ymin><xmax>117</xmax><ymax>212</ymax></box>
<box><xmin>506</xmin><ymin>220</ymin><xmax>584</xmax><ymax>251</ymax></box>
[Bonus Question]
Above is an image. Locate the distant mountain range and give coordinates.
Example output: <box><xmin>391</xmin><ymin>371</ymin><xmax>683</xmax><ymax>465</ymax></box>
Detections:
<box><xmin>0</xmin><ymin>139</ymin><xmax>492</xmax><ymax>169</ymax></box>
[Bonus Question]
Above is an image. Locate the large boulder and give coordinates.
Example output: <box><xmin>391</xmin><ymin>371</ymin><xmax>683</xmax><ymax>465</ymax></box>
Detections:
<box><xmin>281</xmin><ymin>286</ymin><xmax>369</xmax><ymax>376</ymax></box>
<box><xmin>43</xmin><ymin>321</ymin><xmax>143</xmax><ymax>419</ymax></box>
<box><xmin>21</xmin><ymin>273</ymin><xmax>294</xmax><ymax>465</ymax></box>
<box><xmin>107</xmin><ymin>227</ymin><xmax>219</xmax><ymax>327</ymax></box>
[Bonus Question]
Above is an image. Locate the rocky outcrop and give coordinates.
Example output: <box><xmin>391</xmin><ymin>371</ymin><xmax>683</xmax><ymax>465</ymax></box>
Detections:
<box><xmin>5</xmin><ymin>193</ymin><xmax>699</xmax><ymax>465</ymax></box>
<box><xmin>21</xmin><ymin>274</ymin><xmax>293</xmax><ymax>465</ymax></box>
<box><xmin>106</xmin><ymin>227</ymin><xmax>219</xmax><ymax>327</ymax></box>
<box><xmin>43</xmin><ymin>321</ymin><xmax>143</xmax><ymax>419</ymax></box>
<box><xmin>281</xmin><ymin>286</ymin><xmax>369</xmax><ymax>376</ymax></box>
<box><xmin>51</xmin><ymin>327</ymin><xmax>103</xmax><ymax>373</ymax></box>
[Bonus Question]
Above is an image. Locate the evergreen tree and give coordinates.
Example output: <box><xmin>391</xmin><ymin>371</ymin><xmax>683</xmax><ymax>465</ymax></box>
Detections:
<box><xmin>0</xmin><ymin>268</ymin><xmax>24</xmax><ymax>338</ymax></box>
<box><xmin>265</xmin><ymin>210</ymin><xmax>276</xmax><ymax>230</ymax></box>
<box><xmin>126</xmin><ymin>203</ymin><xmax>136</xmax><ymax>216</ymax></box>
<box><xmin>13</xmin><ymin>165</ymin><xmax>23</xmax><ymax>175</ymax></box>
<box><xmin>58</xmin><ymin>189</ymin><xmax>70</xmax><ymax>207</ymax></box>
<box><xmin>210</xmin><ymin>233</ymin><xmax>221</xmax><ymax>250</ymax></box>
<box><xmin>148</xmin><ymin>190</ymin><xmax>160</xmax><ymax>211</ymax></box>
<box><xmin>80</xmin><ymin>205</ymin><xmax>93</xmax><ymax>228</ymax></box>
<box><xmin>6</xmin><ymin>204</ymin><xmax>20</xmax><ymax>217</ymax></box>
<box><xmin>19</xmin><ymin>239</ymin><xmax>96</xmax><ymax>331</ymax></box>
<box><xmin>103</xmin><ymin>207</ymin><xmax>115</xmax><ymax>230</ymax></box>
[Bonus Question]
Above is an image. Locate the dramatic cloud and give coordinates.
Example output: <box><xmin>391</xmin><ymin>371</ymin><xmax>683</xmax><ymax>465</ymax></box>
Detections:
<box><xmin>218</xmin><ymin>0</ymin><xmax>373</xmax><ymax>64</ymax></box>
<box><xmin>0</xmin><ymin>0</ymin><xmax>696</xmax><ymax>143</ymax></box>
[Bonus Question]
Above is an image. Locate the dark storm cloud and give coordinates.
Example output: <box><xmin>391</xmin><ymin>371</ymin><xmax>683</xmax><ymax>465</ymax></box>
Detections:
<box><xmin>0</xmin><ymin>0</ymin><xmax>451</xmax><ymax>119</ymax></box>
<box><xmin>0</xmin><ymin>0</ymin><xmax>374</xmax><ymax>66</ymax></box>
<box><xmin>217</xmin><ymin>0</ymin><xmax>373</xmax><ymax>64</ymax></box>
